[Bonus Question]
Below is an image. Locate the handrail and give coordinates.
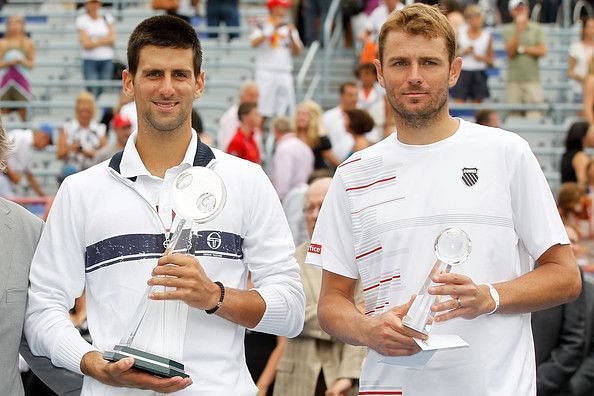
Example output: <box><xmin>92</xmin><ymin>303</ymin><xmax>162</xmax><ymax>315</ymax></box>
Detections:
<box><xmin>296</xmin><ymin>40</ymin><xmax>320</xmax><ymax>101</ymax></box>
<box><xmin>322</xmin><ymin>0</ymin><xmax>343</xmax><ymax>97</ymax></box>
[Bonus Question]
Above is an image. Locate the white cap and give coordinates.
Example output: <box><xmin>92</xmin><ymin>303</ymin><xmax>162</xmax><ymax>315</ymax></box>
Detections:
<box><xmin>508</xmin><ymin>0</ymin><xmax>528</xmax><ymax>12</ymax></box>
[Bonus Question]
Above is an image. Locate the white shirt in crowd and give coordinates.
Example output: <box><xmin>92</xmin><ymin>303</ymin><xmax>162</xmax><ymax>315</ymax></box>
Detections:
<box><xmin>0</xmin><ymin>129</ymin><xmax>34</xmax><ymax>197</ymax></box>
<box><xmin>322</xmin><ymin>106</ymin><xmax>353</xmax><ymax>162</ymax></box>
<box><xmin>75</xmin><ymin>12</ymin><xmax>114</xmax><ymax>61</ymax></box>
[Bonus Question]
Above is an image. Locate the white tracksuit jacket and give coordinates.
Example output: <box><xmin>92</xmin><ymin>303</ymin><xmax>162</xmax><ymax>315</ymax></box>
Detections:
<box><xmin>25</xmin><ymin>132</ymin><xmax>305</xmax><ymax>395</ymax></box>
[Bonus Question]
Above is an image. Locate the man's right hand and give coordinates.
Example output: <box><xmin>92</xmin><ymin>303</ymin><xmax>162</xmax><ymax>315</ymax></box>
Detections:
<box><xmin>362</xmin><ymin>296</ymin><xmax>428</xmax><ymax>356</ymax></box>
<box><xmin>80</xmin><ymin>351</ymin><xmax>192</xmax><ymax>393</ymax></box>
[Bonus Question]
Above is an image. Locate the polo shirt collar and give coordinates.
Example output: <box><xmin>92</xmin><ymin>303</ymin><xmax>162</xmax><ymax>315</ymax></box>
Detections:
<box><xmin>108</xmin><ymin>129</ymin><xmax>215</xmax><ymax>179</ymax></box>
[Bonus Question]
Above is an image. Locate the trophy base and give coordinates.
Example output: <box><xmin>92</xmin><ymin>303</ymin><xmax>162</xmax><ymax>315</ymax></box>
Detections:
<box><xmin>103</xmin><ymin>345</ymin><xmax>189</xmax><ymax>378</ymax></box>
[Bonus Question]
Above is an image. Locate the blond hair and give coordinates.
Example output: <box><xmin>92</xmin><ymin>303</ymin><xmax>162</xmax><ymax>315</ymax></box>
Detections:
<box><xmin>75</xmin><ymin>91</ymin><xmax>96</xmax><ymax>119</ymax></box>
<box><xmin>294</xmin><ymin>100</ymin><xmax>324</xmax><ymax>148</ymax></box>
<box><xmin>378</xmin><ymin>3</ymin><xmax>457</xmax><ymax>65</ymax></box>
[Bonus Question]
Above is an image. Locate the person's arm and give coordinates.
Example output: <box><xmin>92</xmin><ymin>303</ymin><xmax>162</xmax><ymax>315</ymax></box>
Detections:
<box><xmin>56</xmin><ymin>129</ymin><xmax>76</xmax><ymax>160</ymax></box>
<box><xmin>103</xmin><ymin>19</ymin><xmax>116</xmax><ymax>47</ymax></box>
<box><xmin>318</xmin><ymin>271</ymin><xmax>426</xmax><ymax>356</ymax></box>
<box><xmin>478</xmin><ymin>36</ymin><xmax>494</xmax><ymax>67</ymax></box>
<box><xmin>573</xmin><ymin>151</ymin><xmax>591</xmax><ymax>187</ymax></box>
<box><xmin>256</xmin><ymin>336</ymin><xmax>286</xmax><ymax>396</ymax></box>
<box><xmin>584</xmin><ymin>76</ymin><xmax>594</xmax><ymax>124</ymax></box>
<box><xmin>568</xmin><ymin>55</ymin><xmax>581</xmax><ymax>82</ymax></box>
<box><xmin>321</xmin><ymin>149</ymin><xmax>341</xmax><ymax>168</ymax></box>
<box><xmin>535</xmin><ymin>273</ymin><xmax>587</xmax><ymax>395</ymax></box>
<box><xmin>326</xmin><ymin>342</ymin><xmax>367</xmax><ymax>396</ymax></box>
<box><xmin>25</xmin><ymin>170</ymin><xmax>45</xmax><ymax>196</ymax></box>
<box><xmin>4</xmin><ymin>163</ymin><xmax>22</xmax><ymax>184</ymax></box>
<box><xmin>288</xmin><ymin>24</ymin><xmax>303</xmax><ymax>55</ymax></box>
<box><xmin>250</xmin><ymin>27</ymin><xmax>267</xmax><ymax>48</ymax></box>
<box><xmin>504</xmin><ymin>24</ymin><xmax>525</xmax><ymax>58</ymax></box>
<box><xmin>20</xmin><ymin>38</ymin><xmax>35</xmax><ymax>69</ymax></box>
<box><xmin>525</xmin><ymin>42</ymin><xmax>547</xmax><ymax>58</ymax></box>
<box><xmin>429</xmin><ymin>243</ymin><xmax>578</xmax><ymax>320</ymax></box>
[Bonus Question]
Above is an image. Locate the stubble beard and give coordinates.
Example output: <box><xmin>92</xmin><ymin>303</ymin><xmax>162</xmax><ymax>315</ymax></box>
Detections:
<box><xmin>390</xmin><ymin>87</ymin><xmax>449</xmax><ymax>130</ymax></box>
<box><xmin>142</xmin><ymin>107</ymin><xmax>188</xmax><ymax>134</ymax></box>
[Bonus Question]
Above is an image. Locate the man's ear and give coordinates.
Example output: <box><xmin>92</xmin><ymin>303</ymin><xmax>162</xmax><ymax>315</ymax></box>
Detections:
<box><xmin>448</xmin><ymin>57</ymin><xmax>463</xmax><ymax>88</ymax></box>
<box><xmin>122</xmin><ymin>69</ymin><xmax>134</xmax><ymax>98</ymax></box>
<box><xmin>374</xmin><ymin>59</ymin><xmax>385</xmax><ymax>88</ymax></box>
<box><xmin>194</xmin><ymin>70</ymin><xmax>205</xmax><ymax>99</ymax></box>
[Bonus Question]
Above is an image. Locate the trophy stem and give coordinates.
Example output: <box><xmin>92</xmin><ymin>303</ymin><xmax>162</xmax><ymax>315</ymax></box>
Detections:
<box><xmin>402</xmin><ymin>260</ymin><xmax>452</xmax><ymax>335</ymax></box>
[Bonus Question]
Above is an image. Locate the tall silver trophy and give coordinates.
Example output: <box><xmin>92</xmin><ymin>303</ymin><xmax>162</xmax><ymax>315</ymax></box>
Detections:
<box><xmin>402</xmin><ymin>227</ymin><xmax>471</xmax><ymax>335</ymax></box>
<box><xmin>104</xmin><ymin>166</ymin><xmax>226</xmax><ymax>378</ymax></box>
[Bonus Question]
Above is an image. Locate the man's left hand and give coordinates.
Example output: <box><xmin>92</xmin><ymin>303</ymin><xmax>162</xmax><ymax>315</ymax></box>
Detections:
<box><xmin>428</xmin><ymin>273</ymin><xmax>496</xmax><ymax>322</ymax></box>
<box><xmin>147</xmin><ymin>254</ymin><xmax>220</xmax><ymax>310</ymax></box>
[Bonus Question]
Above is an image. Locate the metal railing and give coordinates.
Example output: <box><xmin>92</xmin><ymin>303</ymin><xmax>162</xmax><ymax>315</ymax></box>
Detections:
<box><xmin>296</xmin><ymin>40</ymin><xmax>320</xmax><ymax>102</ymax></box>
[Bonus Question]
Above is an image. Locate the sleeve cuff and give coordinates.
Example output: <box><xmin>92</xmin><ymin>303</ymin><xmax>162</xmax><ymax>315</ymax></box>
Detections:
<box><xmin>250</xmin><ymin>286</ymin><xmax>304</xmax><ymax>338</ymax></box>
<box><xmin>51</xmin><ymin>327</ymin><xmax>97</xmax><ymax>375</ymax></box>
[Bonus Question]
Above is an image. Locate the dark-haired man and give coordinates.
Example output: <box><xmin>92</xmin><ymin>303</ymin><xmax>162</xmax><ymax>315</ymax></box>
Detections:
<box><xmin>309</xmin><ymin>3</ymin><xmax>580</xmax><ymax>395</ymax></box>
<box><xmin>25</xmin><ymin>15</ymin><xmax>304</xmax><ymax>395</ymax></box>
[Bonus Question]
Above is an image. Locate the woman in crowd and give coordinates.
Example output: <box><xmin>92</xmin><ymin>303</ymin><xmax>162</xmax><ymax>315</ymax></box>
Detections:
<box><xmin>344</xmin><ymin>108</ymin><xmax>375</xmax><ymax>156</ymax></box>
<box><xmin>452</xmin><ymin>4</ymin><xmax>493</xmax><ymax>103</ymax></box>
<box><xmin>294</xmin><ymin>100</ymin><xmax>340</xmax><ymax>170</ymax></box>
<box><xmin>76</xmin><ymin>0</ymin><xmax>116</xmax><ymax>97</ymax></box>
<box><xmin>57</xmin><ymin>91</ymin><xmax>107</xmax><ymax>178</ymax></box>
<box><xmin>558</xmin><ymin>182</ymin><xmax>594</xmax><ymax>240</ymax></box>
<box><xmin>0</xmin><ymin>15</ymin><xmax>35</xmax><ymax>121</ymax></box>
<box><xmin>560</xmin><ymin>121</ymin><xmax>594</xmax><ymax>186</ymax></box>
<box><xmin>568</xmin><ymin>17</ymin><xmax>594</xmax><ymax>101</ymax></box>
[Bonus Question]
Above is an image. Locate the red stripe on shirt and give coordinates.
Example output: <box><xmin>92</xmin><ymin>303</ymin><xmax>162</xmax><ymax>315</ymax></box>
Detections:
<box><xmin>346</xmin><ymin>176</ymin><xmax>396</xmax><ymax>192</ymax></box>
<box><xmin>355</xmin><ymin>246</ymin><xmax>382</xmax><ymax>260</ymax></box>
<box><xmin>338</xmin><ymin>157</ymin><xmax>361</xmax><ymax>168</ymax></box>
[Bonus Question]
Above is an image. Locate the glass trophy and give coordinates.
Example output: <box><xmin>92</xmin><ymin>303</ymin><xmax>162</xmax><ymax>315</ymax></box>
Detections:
<box><xmin>103</xmin><ymin>166</ymin><xmax>227</xmax><ymax>378</ymax></box>
<box><xmin>402</xmin><ymin>227</ymin><xmax>472</xmax><ymax>335</ymax></box>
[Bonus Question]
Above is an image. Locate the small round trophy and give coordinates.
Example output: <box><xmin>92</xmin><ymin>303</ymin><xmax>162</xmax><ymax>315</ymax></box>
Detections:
<box><xmin>402</xmin><ymin>227</ymin><xmax>471</xmax><ymax>335</ymax></box>
<box><xmin>103</xmin><ymin>166</ymin><xmax>226</xmax><ymax>378</ymax></box>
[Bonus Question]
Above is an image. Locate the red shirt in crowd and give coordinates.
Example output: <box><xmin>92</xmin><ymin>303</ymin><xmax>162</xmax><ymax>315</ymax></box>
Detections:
<box><xmin>226</xmin><ymin>128</ymin><xmax>261</xmax><ymax>164</ymax></box>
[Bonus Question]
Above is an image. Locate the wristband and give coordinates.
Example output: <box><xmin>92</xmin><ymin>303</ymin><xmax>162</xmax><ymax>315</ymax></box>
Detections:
<box><xmin>481</xmin><ymin>283</ymin><xmax>500</xmax><ymax>315</ymax></box>
<box><xmin>205</xmin><ymin>281</ymin><xmax>225</xmax><ymax>314</ymax></box>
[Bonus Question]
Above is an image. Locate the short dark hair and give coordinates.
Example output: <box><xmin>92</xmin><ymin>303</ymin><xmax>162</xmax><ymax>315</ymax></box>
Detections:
<box><xmin>564</xmin><ymin>121</ymin><xmax>590</xmax><ymax>151</ymax></box>
<box><xmin>345</xmin><ymin>109</ymin><xmax>375</xmax><ymax>135</ymax></box>
<box><xmin>474</xmin><ymin>109</ymin><xmax>496</xmax><ymax>125</ymax></box>
<box><xmin>127</xmin><ymin>15</ymin><xmax>203</xmax><ymax>77</ymax></box>
<box><xmin>355</xmin><ymin>62</ymin><xmax>377</xmax><ymax>79</ymax></box>
<box><xmin>339</xmin><ymin>81</ymin><xmax>357</xmax><ymax>95</ymax></box>
<box><xmin>237</xmin><ymin>102</ymin><xmax>258</xmax><ymax>121</ymax></box>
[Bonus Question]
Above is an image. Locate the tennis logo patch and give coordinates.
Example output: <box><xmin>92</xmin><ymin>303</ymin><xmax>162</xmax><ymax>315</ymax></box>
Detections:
<box><xmin>462</xmin><ymin>167</ymin><xmax>479</xmax><ymax>187</ymax></box>
<box><xmin>308</xmin><ymin>243</ymin><xmax>322</xmax><ymax>254</ymax></box>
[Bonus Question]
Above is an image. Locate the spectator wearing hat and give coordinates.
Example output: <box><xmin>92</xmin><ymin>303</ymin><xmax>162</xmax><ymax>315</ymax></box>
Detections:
<box><xmin>250</xmin><ymin>0</ymin><xmax>302</xmax><ymax>121</ymax></box>
<box><xmin>0</xmin><ymin>124</ymin><xmax>53</xmax><ymax>198</ymax></box>
<box><xmin>502</xmin><ymin>0</ymin><xmax>546</xmax><ymax>118</ymax></box>
<box><xmin>92</xmin><ymin>113</ymin><xmax>132</xmax><ymax>165</ymax></box>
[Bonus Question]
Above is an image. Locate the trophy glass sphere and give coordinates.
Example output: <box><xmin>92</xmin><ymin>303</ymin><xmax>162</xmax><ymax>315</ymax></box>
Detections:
<box><xmin>103</xmin><ymin>167</ymin><xmax>226</xmax><ymax>378</ymax></box>
<box><xmin>402</xmin><ymin>227</ymin><xmax>472</xmax><ymax>335</ymax></box>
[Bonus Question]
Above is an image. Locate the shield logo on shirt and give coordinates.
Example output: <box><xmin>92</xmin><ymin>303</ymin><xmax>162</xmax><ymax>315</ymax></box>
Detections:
<box><xmin>207</xmin><ymin>232</ymin><xmax>222</xmax><ymax>250</ymax></box>
<box><xmin>462</xmin><ymin>168</ymin><xmax>479</xmax><ymax>187</ymax></box>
